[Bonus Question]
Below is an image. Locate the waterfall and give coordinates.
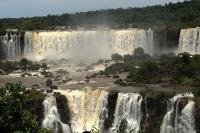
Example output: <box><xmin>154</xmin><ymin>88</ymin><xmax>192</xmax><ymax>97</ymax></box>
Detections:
<box><xmin>145</xmin><ymin>97</ymin><xmax>149</xmax><ymax>118</ymax></box>
<box><xmin>178</xmin><ymin>100</ymin><xmax>196</xmax><ymax>133</ymax></box>
<box><xmin>55</xmin><ymin>88</ymin><xmax>109</xmax><ymax>133</ymax></box>
<box><xmin>0</xmin><ymin>33</ymin><xmax>22</xmax><ymax>60</ymax></box>
<box><xmin>42</xmin><ymin>95</ymin><xmax>71</xmax><ymax>133</ymax></box>
<box><xmin>178</xmin><ymin>27</ymin><xmax>200</xmax><ymax>54</ymax></box>
<box><xmin>0</xmin><ymin>29</ymin><xmax>154</xmax><ymax>61</ymax></box>
<box><xmin>42</xmin><ymin>90</ymin><xmax>197</xmax><ymax>133</ymax></box>
<box><xmin>160</xmin><ymin>93</ymin><xmax>196</xmax><ymax>133</ymax></box>
<box><xmin>42</xmin><ymin>89</ymin><xmax>144</xmax><ymax>133</ymax></box>
<box><xmin>24</xmin><ymin>29</ymin><xmax>153</xmax><ymax>62</ymax></box>
<box><xmin>112</xmin><ymin>93</ymin><xmax>143</xmax><ymax>133</ymax></box>
<box><xmin>99</xmin><ymin>91</ymin><xmax>109</xmax><ymax>131</ymax></box>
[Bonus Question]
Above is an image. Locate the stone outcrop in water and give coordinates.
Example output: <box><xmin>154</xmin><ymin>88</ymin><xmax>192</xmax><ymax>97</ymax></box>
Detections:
<box><xmin>102</xmin><ymin>92</ymin><xmax>118</xmax><ymax>130</ymax></box>
<box><xmin>54</xmin><ymin>92</ymin><xmax>71</xmax><ymax>126</ymax></box>
<box><xmin>178</xmin><ymin>28</ymin><xmax>200</xmax><ymax>54</ymax></box>
<box><xmin>141</xmin><ymin>92</ymin><xmax>173</xmax><ymax>133</ymax></box>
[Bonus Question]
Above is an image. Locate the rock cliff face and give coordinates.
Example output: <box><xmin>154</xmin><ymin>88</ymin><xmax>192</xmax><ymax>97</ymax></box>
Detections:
<box><xmin>153</xmin><ymin>29</ymin><xmax>180</xmax><ymax>55</ymax></box>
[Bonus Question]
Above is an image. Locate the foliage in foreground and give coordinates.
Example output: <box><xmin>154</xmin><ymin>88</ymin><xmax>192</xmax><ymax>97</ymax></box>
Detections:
<box><xmin>0</xmin><ymin>82</ymin><xmax>51</xmax><ymax>133</ymax></box>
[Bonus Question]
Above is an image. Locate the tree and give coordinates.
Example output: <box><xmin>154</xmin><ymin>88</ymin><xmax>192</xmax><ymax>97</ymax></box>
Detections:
<box><xmin>21</xmin><ymin>20</ymin><xmax>37</xmax><ymax>30</ymax></box>
<box><xmin>129</xmin><ymin>61</ymin><xmax>160</xmax><ymax>83</ymax></box>
<box><xmin>41</xmin><ymin>63</ymin><xmax>48</xmax><ymax>70</ymax></box>
<box><xmin>175</xmin><ymin>52</ymin><xmax>195</xmax><ymax>79</ymax></box>
<box><xmin>177</xmin><ymin>52</ymin><xmax>192</xmax><ymax>65</ymax></box>
<box><xmin>133</xmin><ymin>47</ymin><xmax>144</xmax><ymax>57</ymax></box>
<box><xmin>0</xmin><ymin>0</ymin><xmax>200</xmax><ymax>30</ymax></box>
<box><xmin>111</xmin><ymin>53</ymin><xmax>123</xmax><ymax>61</ymax></box>
<box><xmin>0</xmin><ymin>82</ymin><xmax>51</xmax><ymax>133</ymax></box>
<box><xmin>20</xmin><ymin>58</ymin><xmax>33</xmax><ymax>70</ymax></box>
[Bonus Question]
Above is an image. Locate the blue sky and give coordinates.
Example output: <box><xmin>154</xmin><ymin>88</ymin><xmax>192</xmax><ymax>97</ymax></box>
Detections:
<box><xmin>0</xmin><ymin>0</ymin><xmax>185</xmax><ymax>18</ymax></box>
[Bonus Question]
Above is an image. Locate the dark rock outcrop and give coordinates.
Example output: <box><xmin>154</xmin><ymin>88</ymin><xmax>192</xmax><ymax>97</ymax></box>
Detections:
<box><xmin>103</xmin><ymin>91</ymin><xmax>118</xmax><ymax>130</ymax></box>
<box><xmin>54</xmin><ymin>92</ymin><xmax>71</xmax><ymax>125</ymax></box>
<box><xmin>141</xmin><ymin>91</ymin><xmax>175</xmax><ymax>133</ymax></box>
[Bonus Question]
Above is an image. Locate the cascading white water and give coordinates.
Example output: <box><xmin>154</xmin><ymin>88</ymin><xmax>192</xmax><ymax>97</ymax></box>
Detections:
<box><xmin>160</xmin><ymin>93</ymin><xmax>196</xmax><ymax>133</ymax></box>
<box><xmin>43</xmin><ymin>89</ymin><xmax>144</xmax><ymax>133</ymax></box>
<box><xmin>178</xmin><ymin>27</ymin><xmax>200</xmax><ymax>54</ymax></box>
<box><xmin>145</xmin><ymin>97</ymin><xmax>149</xmax><ymax>118</ymax></box>
<box><xmin>24</xmin><ymin>29</ymin><xmax>153</xmax><ymax>62</ymax></box>
<box><xmin>99</xmin><ymin>91</ymin><xmax>109</xmax><ymax>131</ymax></box>
<box><xmin>112</xmin><ymin>93</ymin><xmax>143</xmax><ymax>133</ymax></box>
<box><xmin>55</xmin><ymin>88</ymin><xmax>109</xmax><ymax>133</ymax></box>
<box><xmin>0</xmin><ymin>33</ymin><xmax>22</xmax><ymax>60</ymax></box>
<box><xmin>178</xmin><ymin>100</ymin><xmax>196</xmax><ymax>133</ymax></box>
<box><xmin>43</xmin><ymin>90</ymin><xmax>197</xmax><ymax>133</ymax></box>
<box><xmin>42</xmin><ymin>95</ymin><xmax>71</xmax><ymax>133</ymax></box>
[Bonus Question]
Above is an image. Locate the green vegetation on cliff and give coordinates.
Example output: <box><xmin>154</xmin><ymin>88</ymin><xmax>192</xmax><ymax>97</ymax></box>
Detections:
<box><xmin>102</xmin><ymin>48</ymin><xmax>200</xmax><ymax>93</ymax></box>
<box><xmin>0</xmin><ymin>0</ymin><xmax>200</xmax><ymax>31</ymax></box>
<box><xmin>0</xmin><ymin>82</ymin><xmax>51</xmax><ymax>133</ymax></box>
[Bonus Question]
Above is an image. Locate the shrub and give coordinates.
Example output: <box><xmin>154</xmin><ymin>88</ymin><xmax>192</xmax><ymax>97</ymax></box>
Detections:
<box><xmin>193</xmin><ymin>75</ymin><xmax>200</xmax><ymax>87</ymax></box>
<box><xmin>133</xmin><ymin>47</ymin><xmax>144</xmax><ymax>57</ymax></box>
<box><xmin>180</xmin><ymin>76</ymin><xmax>193</xmax><ymax>86</ymax></box>
<box><xmin>111</xmin><ymin>53</ymin><xmax>123</xmax><ymax>61</ymax></box>
<box><xmin>0</xmin><ymin>82</ymin><xmax>51</xmax><ymax>133</ymax></box>
<box><xmin>41</xmin><ymin>63</ymin><xmax>48</xmax><ymax>70</ymax></box>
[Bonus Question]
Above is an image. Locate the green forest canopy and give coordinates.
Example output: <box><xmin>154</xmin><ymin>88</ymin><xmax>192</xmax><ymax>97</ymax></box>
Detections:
<box><xmin>0</xmin><ymin>0</ymin><xmax>200</xmax><ymax>31</ymax></box>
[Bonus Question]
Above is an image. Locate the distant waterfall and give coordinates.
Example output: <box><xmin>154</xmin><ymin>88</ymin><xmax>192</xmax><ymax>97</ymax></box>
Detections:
<box><xmin>160</xmin><ymin>93</ymin><xmax>196</xmax><ymax>133</ymax></box>
<box><xmin>0</xmin><ymin>33</ymin><xmax>22</xmax><ymax>60</ymax></box>
<box><xmin>178</xmin><ymin>28</ymin><xmax>200</xmax><ymax>54</ymax></box>
<box><xmin>112</xmin><ymin>93</ymin><xmax>143</xmax><ymax>133</ymax></box>
<box><xmin>24</xmin><ymin>29</ymin><xmax>153</xmax><ymax>61</ymax></box>
<box><xmin>42</xmin><ymin>95</ymin><xmax>71</xmax><ymax>133</ymax></box>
